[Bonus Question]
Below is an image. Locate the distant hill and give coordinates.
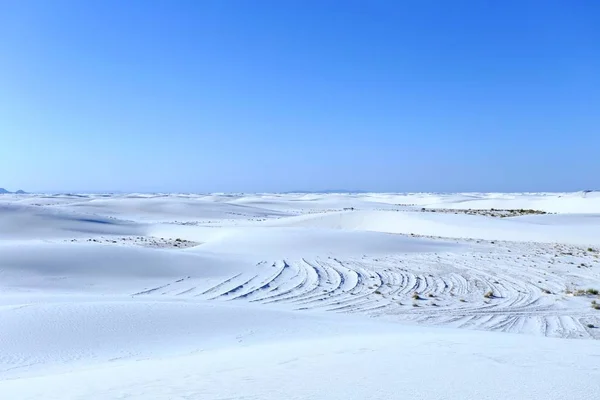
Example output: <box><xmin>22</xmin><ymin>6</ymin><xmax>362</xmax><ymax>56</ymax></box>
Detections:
<box><xmin>0</xmin><ymin>188</ymin><xmax>27</xmax><ymax>194</ymax></box>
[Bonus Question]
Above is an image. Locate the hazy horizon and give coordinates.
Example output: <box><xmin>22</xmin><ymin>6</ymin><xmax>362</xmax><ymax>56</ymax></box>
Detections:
<box><xmin>1</xmin><ymin>187</ymin><xmax>598</xmax><ymax>195</ymax></box>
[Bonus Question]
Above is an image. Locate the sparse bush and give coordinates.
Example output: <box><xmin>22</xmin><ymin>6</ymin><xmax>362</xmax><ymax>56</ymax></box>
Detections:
<box><xmin>586</xmin><ymin>288</ymin><xmax>599</xmax><ymax>295</ymax></box>
<box><xmin>587</xmin><ymin>323</ymin><xmax>595</xmax><ymax>328</ymax></box>
<box><xmin>374</xmin><ymin>290</ymin><xmax>382</xmax><ymax>295</ymax></box>
<box><xmin>412</xmin><ymin>303</ymin><xmax>419</xmax><ymax>307</ymax></box>
<box><xmin>484</xmin><ymin>291</ymin><xmax>494</xmax><ymax>299</ymax></box>
<box><xmin>459</xmin><ymin>299</ymin><xmax>467</xmax><ymax>302</ymax></box>
<box><xmin>574</xmin><ymin>289</ymin><xmax>586</xmax><ymax>296</ymax></box>
<box><xmin>592</xmin><ymin>303</ymin><xmax>600</xmax><ymax>310</ymax></box>
<box><xmin>541</xmin><ymin>289</ymin><xmax>552</xmax><ymax>294</ymax></box>
<box><xmin>427</xmin><ymin>293</ymin><xmax>435</xmax><ymax>298</ymax></box>
<box><xmin>588</xmin><ymin>248</ymin><xmax>594</xmax><ymax>252</ymax></box>
<box><xmin>412</xmin><ymin>293</ymin><xmax>421</xmax><ymax>300</ymax></box>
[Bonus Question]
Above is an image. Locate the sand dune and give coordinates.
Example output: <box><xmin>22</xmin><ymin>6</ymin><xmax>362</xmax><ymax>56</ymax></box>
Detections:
<box><xmin>1</xmin><ymin>192</ymin><xmax>599</xmax><ymax>399</ymax></box>
<box><xmin>263</xmin><ymin>209</ymin><xmax>600</xmax><ymax>245</ymax></box>
<box><xmin>0</xmin><ymin>204</ymin><xmax>143</xmax><ymax>239</ymax></box>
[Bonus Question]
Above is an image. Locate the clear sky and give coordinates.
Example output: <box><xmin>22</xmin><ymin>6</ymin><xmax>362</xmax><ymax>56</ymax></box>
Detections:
<box><xmin>1</xmin><ymin>0</ymin><xmax>598</xmax><ymax>193</ymax></box>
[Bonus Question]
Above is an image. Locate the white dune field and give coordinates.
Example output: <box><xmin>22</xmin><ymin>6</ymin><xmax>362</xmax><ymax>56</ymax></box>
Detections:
<box><xmin>1</xmin><ymin>192</ymin><xmax>599</xmax><ymax>399</ymax></box>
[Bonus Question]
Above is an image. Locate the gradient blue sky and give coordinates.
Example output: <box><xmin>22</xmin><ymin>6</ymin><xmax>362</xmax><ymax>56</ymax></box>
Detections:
<box><xmin>1</xmin><ymin>0</ymin><xmax>598</xmax><ymax>193</ymax></box>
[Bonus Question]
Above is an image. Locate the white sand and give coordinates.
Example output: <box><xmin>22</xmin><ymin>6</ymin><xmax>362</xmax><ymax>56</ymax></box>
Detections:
<box><xmin>1</xmin><ymin>192</ymin><xmax>599</xmax><ymax>399</ymax></box>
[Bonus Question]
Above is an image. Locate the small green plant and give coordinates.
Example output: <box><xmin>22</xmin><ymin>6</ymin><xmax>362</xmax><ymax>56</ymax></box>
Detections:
<box><xmin>588</xmin><ymin>248</ymin><xmax>594</xmax><ymax>252</ymax></box>
<box><xmin>484</xmin><ymin>291</ymin><xmax>494</xmax><ymax>299</ymax></box>
<box><xmin>586</xmin><ymin>288</ymin><xmax>599</xmax><ymax>295</ymax></box>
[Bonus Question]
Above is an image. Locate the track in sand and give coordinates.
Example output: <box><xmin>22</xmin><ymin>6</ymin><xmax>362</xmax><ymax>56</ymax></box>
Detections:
<box><xmin>134</xmin><ymin>236</ymin><xmax>600</xmax><ymax>339</ymax></box>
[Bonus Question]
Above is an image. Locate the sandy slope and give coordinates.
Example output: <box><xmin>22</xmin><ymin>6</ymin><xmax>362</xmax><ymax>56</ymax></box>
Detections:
<box><xmin>3</xmin><ymin>320</ymin><xmax>599</xmax><ymax>400</ymax></box>
<box><xmin>0</xmin><ymin>204</ymin><xmax>143</xmax><ymax>239</ymax></box>
<box><xmin>1</xmin><ymin>192</ymin><xmax>599</xmax><ymax>399</ymax></box>
<box><xmin>261</xmin><ymin>209</ymin><xmax>600</xmax><ymax>245</ymax></box>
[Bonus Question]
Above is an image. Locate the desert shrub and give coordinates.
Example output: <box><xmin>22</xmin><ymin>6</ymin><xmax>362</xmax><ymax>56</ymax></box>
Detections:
<box><xmin>484</xmin><ymin>291</ymin><xmax>494</xmax><ymax>298</ymax></box>
<box><xmin>412</xmin><ymin>293</ymin><xmax>421</xmax><ymax>300</ymax></box>
<box><xmin>587</xmin><ymin>323</ymin><xmax>595</xmax><ymax>328</ymax></box>
<box><xmin>587</xmin><ymin>288</ymin><xmax>599</xmax><ymax>295</ymax></box>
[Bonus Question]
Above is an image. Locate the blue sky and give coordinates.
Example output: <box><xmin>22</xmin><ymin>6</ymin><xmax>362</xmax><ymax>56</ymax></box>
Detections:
<box><xmin>1</xmin><ymin>0</ymin><xmax>598</xmax><ymax>193</ymax></box>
